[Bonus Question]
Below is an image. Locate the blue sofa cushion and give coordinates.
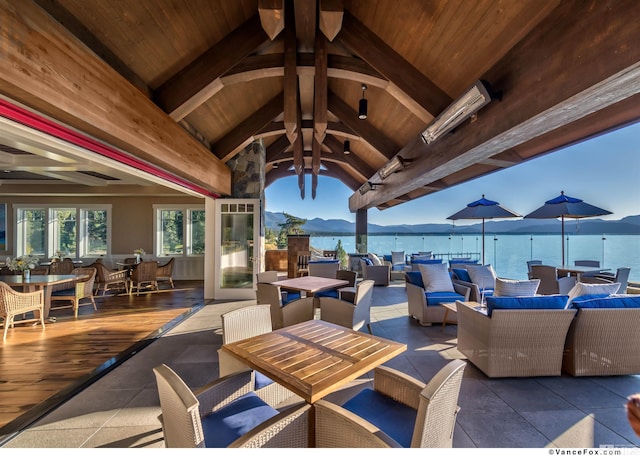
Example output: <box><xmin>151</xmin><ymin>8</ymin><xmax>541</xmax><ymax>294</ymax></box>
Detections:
<box><xmin>383</xmin><ymin>254</ymin><xmax>392</xmax><ymax>262</ymax></box>
<box><xmin>254</xmin><ymin>371</ymin><xmax>273</xmax><ymax>390</ymax></box>
<box><xmin>486</xmin><ymin>295</ymin><xmax>569</xmax><ymax>317</ymax></box>
<box><xmin>451</xmin><ymin>268</ymin><xmax>471</xmax><ymax>282</ymax></box>
<box><xmin>342</xmin><ymin>388</ymin><xmax>416</xmax><ymax>448</ymax></box>
<box><xmin>308</xmin><ymin>259</ymin><xmax>339</xmax><ymax>264</ymax></box>
<box><xmin>568</xmin><ymin>293</ymin><xmax>611</xmax><ymax>308</ymax></box>
<box><xmin>391</xmin><ymin>264</ymin><xmax>406</xmax><ymax>271</ymax></box>
<box><xmin>202</xmin><ymin>391</ymin><xmax>279</xmax><ymax>447</ymax></box>
<box><xmin>282</xmin><ymin>291</ymin><xmax>301</xmax><ymax>304</ymax></box>
<box><xmin>572</xmin><ymin>295</ymin><xmax>640</xmax><ymax>309</ymax></box>
<box><xmin>362</xmin><ymin>257</ymin><xmax>374</xmax><ymax>266</ymax></box>
<box><xmin>426</xmin><ymin>291</ymin><xmax>466</xmax><ymax>306</ymax></box>
<box><xmin>412</xmin><ymin>258</ymin><xmax>442</xmax><ymax>265</ymax></box>
<box><xmin>405</xmin><ymin>271</ymin><xmax>424</xmax><ymax>288</ymax></box>
<box><xmin>314</xmin><ymin>289</ymin><xmax>339</xmax><ymax>299</ymax></box>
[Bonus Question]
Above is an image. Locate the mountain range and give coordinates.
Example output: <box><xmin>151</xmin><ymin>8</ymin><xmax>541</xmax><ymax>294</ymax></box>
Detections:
<box><xmin>265</xmin><ymin>212</ymin><xmax>640</xmax><ymax>235</ymax></box>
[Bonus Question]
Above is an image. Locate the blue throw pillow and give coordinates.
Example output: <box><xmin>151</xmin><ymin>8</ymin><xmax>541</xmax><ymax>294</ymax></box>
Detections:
<box><xmin>573</xmin><ymin>295</ymin><xmax>640</xmax><ymax>309</ymax></box>
<box><xmin>451</xmin><ymin>268</ymin><xmax>472</xmax><ymax>282</ymax></box>
<box><xmin>405</xmin><ymin>271</ymin><xmax>424</xmax><ymax>288</ymax></box>
<box><xmin>362</xmin><ymin>257</ymin><xmax>373</xmax><ymax>266</ymax></box>
<box><xmin>486</xmin><ymin>295</ymin><xmax>569</xmax><ymax>317</ymax></box>
<box><xmin>568</xmin><ymin>293</ymin><xmax>611</xmax><ymax>309</ymax></box>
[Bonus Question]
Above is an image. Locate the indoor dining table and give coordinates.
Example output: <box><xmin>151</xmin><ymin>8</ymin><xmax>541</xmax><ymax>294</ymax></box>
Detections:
<box><xmin>0</xmin><ymin>274</ymin><xmax>84</xmax><ymax>319</ymax></box>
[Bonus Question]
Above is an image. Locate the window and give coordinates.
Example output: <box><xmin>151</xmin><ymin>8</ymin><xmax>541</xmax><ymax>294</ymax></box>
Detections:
<box><xmin>15</xmin><ymin>205</ymin><xmax>111</xmax><ymax>258</ymax></box>
<box><xmin>154</xmin><ymin>205</ymin><xmax>205</xmax><ymax>257</ymax></box>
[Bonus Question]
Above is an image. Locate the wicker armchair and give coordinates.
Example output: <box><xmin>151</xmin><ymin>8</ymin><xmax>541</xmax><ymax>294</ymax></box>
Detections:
<box><xmin>156</xmin><ymin>257</ymin><xmax>175</xmax><ymax>289</ymax></box>
<box><xmin>319</xmin><ymin>280</ymin><xmax>375</xmax><ymax>333</ymax></box>
<box><xmin>359</xmin><ymin>259</ymin><xmax>390</xmax><ymax>286</ymax></box>
<box><xmin>130</xmin><ymin>260</ymin><xmax>158</xmax><ymax>295</ymax></box>
<box><xmin>50</xmin><ymin>267</ymin><xmax>97</xmax><ymax>319</ymax></box>
<box><xmin>49</xmin><ymin>258</ymin><xmax>75</xmax><ymax>275</ymax></box>
<box><xmin>95</xmin><ymin>262</ymin><xmax>129</xmax><ymax>295</ymax></box>
<box><xmin>456</xmin><ymin>301</ymin><xmax>576</xmax><ymax>377</ymax></box>
<box><xmin>153</xmin><ymin>364</ymin><xmax>310</xmax><ymax>448</ymax></box>
<box><xmin>219</xmin><ymin>305</ymin><xmax>298</xmax><ymax>405</ymax></box>
<box><xmin>529</xmin><ymin>264</ymin><xmax>576</xmax><ymax>295</ymax></box>
<box><xmin>314</xmin><ymin>360</ymin><xmax>467</xmax><ymax>448</ymax></box>
<box><xmin>0</xmin><ymin>281</ymin><xmax>45</xmax><ymax>341</ymax></box>
<box><xmin>405</xmin><ymin>271</ymin><xmax>470</xmax><ymax>326</ymax></box>
<box><xmin>255</xmin><ymin>283</ymin><xmax>314</xmax><ymax>330</ymax></box>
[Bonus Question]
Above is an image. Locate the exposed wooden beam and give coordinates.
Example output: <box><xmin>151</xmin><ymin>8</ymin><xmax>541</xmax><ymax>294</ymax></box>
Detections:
<box><xmin>294</xmin><ymin>0</ymin><xmax>317</xmax><ymax>53</ymax></box>
<box><xmin>212</xmin><ymin>94</ymin><xmax>283</xmax><ymax>162</ymax></box>
<box><xmin>312</xmin><ymin>171</ymin><xmax>318</xmax><ymax>199</ymax></box>
<box><xmin>0</xmin><ymin>1</ymin><xmax>230</xmax><ymax>196</ymax></box>
<box><xmin>327</xmin><ymin>91</ymin><xmax>397</xmax><ymax>159</ymax></box>
<box><xmin>155</xmin><ymin>14</ymin><xmax>269</xmax><ymax>120</ymax></box>
<box><xmin>266</xmin><ymin>135</ymin><xmax>291</xmax><ymax>163</ymax></box>
<box><xmin>283</xmin><ymin>0</ymin><xmax>299</xmax><ymax>143</ymax></box>
<box><xmin>323</xmin><ymin>135</ymin><xmax>375</xmax><ymax>178</ymax></box>
<box><xmin>258</xmin><ymin>0</ymin><xmax>285</xmax><ymax>40</ymax></box>
<box><xmin>319</xmin><ymin>0</ymin><xmax>343</xmax><ymax>41</ymax></box>
<box><xmin>313</xmin><ymin>33</ymin><xmax>328</xmax><ymax>144</ymax></box>
<box><xmin>293</xmin><ymin>100</ymin><xmax>304</xmax><ymax>174</ymax></box>
<box><xmin>265</xmin><ymin>163</ymin><xmax>294</xmax><ymax>187</ymax></box>
<box><xmin>322</xmin><ymin>161</ymin><xmax>360</xmax><ymax>191</ymax></box>
<box><xmin>257</xmin><ymin>120</ymin><xmax>355</xmax><ymax>139</ymax></box>
<box><xmin>337</xmin><ymin>10</ymin><xmax>452</xmax><ymax>118</ymax></box>
<box><xmin>298</xmin><ymin>170</ymin><xmax>305</xmax><ymax>198</ymax></box>
<box><xmin>349</xmin><ymin>0</ymin><xmax>640</xmax><ymax>211</ymax></box>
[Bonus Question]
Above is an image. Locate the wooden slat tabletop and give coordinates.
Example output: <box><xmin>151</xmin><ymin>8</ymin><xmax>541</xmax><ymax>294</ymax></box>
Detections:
<box><xmin>222</xmin><ymin>320</ymin><xmax>406</xmax><ymax>403</ymax></box>
<box><xmin>273</xmin><ymin>276</ymin><xmax>349</xmax><ymax>294</ymax></box>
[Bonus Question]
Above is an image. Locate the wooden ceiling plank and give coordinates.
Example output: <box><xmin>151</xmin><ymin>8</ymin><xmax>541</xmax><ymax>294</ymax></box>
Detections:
<box><xmin>0</xmin><ymin>1</ymin><xmax>230</xmax><ymax>196</ymax></box>
<box><xmin>349</xmin><ymin>0</ymin><xmax>640</xmax><ymax>212</ymax></box>
<box><xmin>284</xmin><ymin>0</ymin><xmax>299</xmax><ymax>143</ymax></box>
<box><xmin>337</xmin><ymin>10</ymin><xmax>452</xmax><ymax>118</ymax></box>
<box><xmin>266</xmin><ymin>135</ymin><xmax>291</xmax><ymax>163</ymax></box>
<box><xmin>155</xmin><ymin>14</ymin><xmax>269</xmax><ymax>120</ymax></box>
<box><xmin>327</xmin><ymin>91</ymin><xmax>397</xmax><ymax>159</ymax></box>
<box><xmin>314</xmin><ymin>33</ymin><xmax>328</xmax><ymax>144</ymax></box>
<box><xmin>319</xmin><ymin>0</ymin><xmax>343</xmax><ymax>41</ymax></box>
<box><xmin>258</xmin><ymin>0</ymin><xmax>285</xmax><ymax>40</ymax></box>
<box><xmin>212</xmin><ymin>94</ymin><xmax>284</xmax><ymax>162</ymax></box>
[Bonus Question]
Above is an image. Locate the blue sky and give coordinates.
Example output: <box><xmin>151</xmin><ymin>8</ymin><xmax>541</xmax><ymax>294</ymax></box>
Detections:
<box><xmin>265</xmin><ymin>122</ymin><xmax>640</xmax><ymax>226</ymax></box>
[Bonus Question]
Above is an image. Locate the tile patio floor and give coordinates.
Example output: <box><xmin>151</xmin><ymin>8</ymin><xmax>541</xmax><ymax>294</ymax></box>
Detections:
<box><xmin>3</xmin><ymin>281</ymin><xmax>639</xmax><ymax>449</ymax></box>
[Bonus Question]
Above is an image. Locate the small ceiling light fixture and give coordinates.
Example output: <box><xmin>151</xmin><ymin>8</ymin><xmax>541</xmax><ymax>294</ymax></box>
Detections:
<box><xmin>421</xmin><ymin>80</ymin><xmax>495</xmax><ymax>144</ymax></box>
<box><xmin>272</xmin><ymin>162</ymin><xmax>279</xmax><ymax>168</ymax></box>
<box><xmin>343</xmin><ymin>140</ymin><xmax>351</xmax><ymax>154</ymax></box>
<box><xmin>358</xmin><ymin>84</ymin><xmax>368</xmax><ymax>120</ymax></box>
<box><xmin>378</xmin><ymin>156</ymin><xmax>413</xmax><ymax>180</ymax></box>
<box><xmin>359</xmin><ymin>180</ymin><xmax>382</xmax><ymax>195</ymax></box>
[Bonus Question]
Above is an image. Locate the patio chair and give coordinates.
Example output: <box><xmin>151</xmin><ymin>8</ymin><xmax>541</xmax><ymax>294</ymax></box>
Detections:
<box><xmin>314</xmin><ymin>360</ymin><xmax>467</xmax><ymax>448</ymax></box>
<box><xmin>0</xmin><ymin>281</ymin><xmax>45</xmax><ymax>341</ymax></box>
<box><xmin>50</xmin><ymin>267</ymin><xmax>97</xmax><ymax>318</ymax></box>
<box><xmin>49</xmin><ymin>258</ymin><xmax>75</xmax><ymax>275</ymax></box>
<box><xmin>526</xmin><ymin>260</ymin><xmax>542</xmax><ymax>279</ymax></box>
<box><xmin>295</xmin><ymin>251</ymin><xmax>310</xmax><ymax>277</ymax></box>
<box><xmin>308</xmin><ymin>260</ymin><xmax>340</xmax><ymax>278</ymax></box>
<box><xmin>255</xmin><ymin>283</ymin><xmax>314</xmax><ymax>330</ymax></box>
<box><xmin>156</xmin><ymin>257</ymin><xmax>175</xmax><ymax>289</ymax></box>
<box><xmin>130</xmin><ymin>260</ymin><xmax>158</xmax><ymax>295</ymax></box>
<box><xmin>319</xmin><ymin>279</ymin><xmax>375</xmax><ymax>333</ymax></box>
<box><xmin>219</xmin><ymin>305</ymin><xmax>298</xmax><ymax>405</ymax></box>
<box><xmin>153</xmin><ymin>364</ymin><xmax>310</xmax><ymax>448</ymax></box>
<box><xmin>574</xmin><ymin>260</ymin><xmax>601</xmax><ymax>277</ymax></box>
<box><xmin>583</xmin><ymin>267</ymin><xmax>631</xmax><ymax>293</ymax></box>
<box><xmin>359</xmin><ymin>258</ymin><xmax>390</xmax><ymax>286</ymax></box>
<box><xmin>336</xmin><ymin>269</ymin><xmax>358</xmax><ymax>302</ymax></box>
<box><xmin>529</xmin><ymin>264</ymin><xmax>576</xmax><ymax>295</ymax></box>
<box><xmin>95</xmin><ymin>262</ymin><xmax>129</xmax><ymax>295</ymax></box>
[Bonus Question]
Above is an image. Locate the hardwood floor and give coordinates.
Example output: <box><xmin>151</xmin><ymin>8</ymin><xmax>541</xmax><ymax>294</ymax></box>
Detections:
<box><xmin>0</xmin><ymin>281</ymin><xmax>205</xmax><ymax>435</ymax></box>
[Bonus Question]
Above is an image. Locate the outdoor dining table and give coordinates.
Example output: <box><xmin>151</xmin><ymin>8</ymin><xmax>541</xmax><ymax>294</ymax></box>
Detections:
<box><xmin>221</xmin><ymin>319</ymin><xmax>406</xmax><ymax>444</ymax></box>
<box><xmin>0</xmin><ymin>274</ymin><xmax>84</xmax><ymax>319</ymax></box>
<box><xmin>274</xmin><ymin>275</ymin><xmax>349</xmax><ymax>297</ymax></box>
<box><xmin>557</xmin><ymin>265</ymin><xmax>611</xmax><ymax>280</ymax></box>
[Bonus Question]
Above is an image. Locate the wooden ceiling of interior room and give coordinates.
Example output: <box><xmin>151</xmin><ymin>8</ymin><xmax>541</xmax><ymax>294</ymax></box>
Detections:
<box><xmin>3</xmin><ymin>0</ymin><xmax>640</xmax><ymax>210</ymax></box>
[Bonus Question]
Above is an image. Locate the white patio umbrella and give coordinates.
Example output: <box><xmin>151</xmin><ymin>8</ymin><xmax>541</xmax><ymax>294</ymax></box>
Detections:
<box><xmin>447</xmin><ymin>195</ymin><xmax>520</xmax><ymax>264</ymax></box>
<box><xmin>524</xmin><ymin>191</ymin><xmax>612</xmax><ymax>266</ymax></box>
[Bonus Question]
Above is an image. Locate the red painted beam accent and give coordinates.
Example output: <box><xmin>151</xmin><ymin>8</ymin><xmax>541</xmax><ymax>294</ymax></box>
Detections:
<box><xmin>0</xmin><ymin>99</ymin><xmax>218</xmax><ymax>198</ymax></box>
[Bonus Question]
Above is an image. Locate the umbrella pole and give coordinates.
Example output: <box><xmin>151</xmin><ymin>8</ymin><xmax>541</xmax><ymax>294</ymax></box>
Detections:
<box><xmin>561</xmin><ymin>214</ymin><xmax>565</xmax><ymax>266</ymax></box>
<box><xmin>482</xmin><ymin>218</ymin><xmax>485</xmax><ymax>264</ymax></box>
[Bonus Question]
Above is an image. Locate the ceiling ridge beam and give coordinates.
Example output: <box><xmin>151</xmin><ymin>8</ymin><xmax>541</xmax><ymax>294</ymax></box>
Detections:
<box><xmin>284</xmin><ymin>0</ymin><xmax>299</xmax><ymax>143</ymax></box>
<box><xmin>155</xmin><ymin>14</ymin><xmax>270</xmax><ymax>120</ymax></box>
<box><xmin>337</xmin><ymin>10</ymin><xmax>452</xmax><ymax>118</ymax></box>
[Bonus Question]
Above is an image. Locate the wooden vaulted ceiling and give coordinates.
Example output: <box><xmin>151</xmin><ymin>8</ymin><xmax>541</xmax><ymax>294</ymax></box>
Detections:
<box><xmin>1</xmin><ymin>0</ymin><xmax>640</xmax><ymax>212</ymax></box>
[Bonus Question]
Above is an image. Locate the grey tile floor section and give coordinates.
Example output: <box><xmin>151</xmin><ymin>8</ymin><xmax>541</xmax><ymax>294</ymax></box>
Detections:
<box><xmin>4</xmin><ymin>282</ymin><xmax>640</xmax><ymax>448</ymax></box>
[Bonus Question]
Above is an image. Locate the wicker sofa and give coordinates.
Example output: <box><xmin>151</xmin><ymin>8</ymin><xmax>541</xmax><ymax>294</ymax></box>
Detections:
<box><xmin>563</xmin><ymin>295</ymin><xmax>640</xmax><ymax>376</ymax></box>
<box><xmin>405</xmin><ymin>271</ymin><xmax>470</xmax><ymax>326</ymax></box>
<box><xmin>456</xmin><ymin>297</ymin><xmax>576</xmax><ymax>377</ymax></box>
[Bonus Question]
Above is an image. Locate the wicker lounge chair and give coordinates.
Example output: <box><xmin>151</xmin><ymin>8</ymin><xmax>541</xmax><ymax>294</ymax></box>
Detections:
<box><xmin>563</xmin><ymin>295</ymin><xmax>640</xmax><ymax>376</ymax></box>
<box><xmin>255</xmin><ymin>283</ymin><xmax>314</xmax><ymax>330</ymax></box>
<box><xmin>314</xmin><ymin>360</ymin><xmax>467</xmax><ymax>448</ymax></box>
<box><xmin>359</xmin><ymin>259</ymin><xmax>390</xmax><ymax>286</ymax></box>
<box><xmin>405</xmin><ymin>270</ymin><xmax>470</xmax><ymax>326</ymax></box>
<box><xmin>456</xmin><ymin>300</ymin><xmax>576</xmax><ymax>377</ymax></box>
<box><xmin>153</xmin><ymin>364</ymin><xmax>310</xmax><ymax>448</ymax></box>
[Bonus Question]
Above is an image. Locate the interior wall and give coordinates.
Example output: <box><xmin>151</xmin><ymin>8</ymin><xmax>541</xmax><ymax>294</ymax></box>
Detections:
<box><xmin>0</xmin><ymin>194</ymin><xmax>203</xmax><ymax>257</ymax></box>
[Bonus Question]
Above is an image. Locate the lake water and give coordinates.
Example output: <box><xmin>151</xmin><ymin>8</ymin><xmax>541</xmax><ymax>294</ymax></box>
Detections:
<box><xmin>309</xmin><ymin>233</ymin><xmax>640</xmax><ymax>282</ymax></box>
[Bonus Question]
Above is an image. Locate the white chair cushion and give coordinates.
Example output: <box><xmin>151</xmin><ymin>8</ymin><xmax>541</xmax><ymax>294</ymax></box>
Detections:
<box><xmin>494</xmin><ymin>278</ymin><xmax>540</xmax><ymax>297</ymax></box>
<box><xmin>466</xmin><ymin>264</ymin><xmax>497</xmax><ymax>289</ymax></box>
<box><xmin>368</xmin><ymin>253</ymin><xmax>383</xmax><ymax>266</ymax></box>
<box><xmin>418</xmin><ymin>263</ymin><xmax>454</xmax><ymax>293</ymax></box>
<box><xmin>567</xmin><ymin>281</ymin><xmax>621</xmax><ymax>307</ymax></box>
